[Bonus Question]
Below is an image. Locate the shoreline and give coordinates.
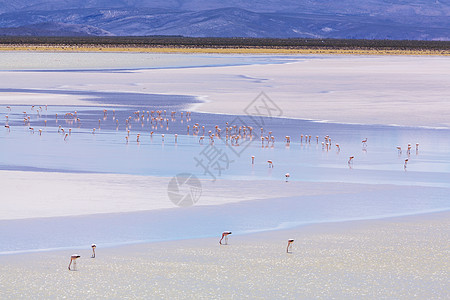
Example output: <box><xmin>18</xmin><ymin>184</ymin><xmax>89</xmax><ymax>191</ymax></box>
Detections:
<box><xmin>1</xmin><ymin>207</ymin><xmax>448</xmax><ymax>257</ymax></box>
<box><xmin>1</xmin><ymin>45</ymin><xmax>449</xmax><ymax>56</ymax></box>
<box><xmin>1</xmin><ymin>210</ymin><xmax>448</xmax><ymax>298</ymax></box>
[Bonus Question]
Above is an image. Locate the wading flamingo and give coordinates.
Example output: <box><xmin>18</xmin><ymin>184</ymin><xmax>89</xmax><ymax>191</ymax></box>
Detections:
<box><xmin>362</xmin><ymin>138</ymin><xmax>367</xmax><ymax>147</ymax></box>
<box><xmin>68</xmin><ymin>254</ymin><xmax>80</xmax><ymax>270</ymax></box>
<box><xmin>285</xmin><ymin>173</ymin><xmax>290</xmax><ymax>182</ymax></box>
<box><xmin>219</xmin><ymin>231</ymin><xmax>232</xmax><ymax>245</ymax></box>
<box><xmin>267</xmin><ymin>160</ymin><xmax>273</xmax><ymax>168</ymax></box>
<box><xmin>287</xmin><ymin>239</ymin><xmax>294</xmax><ymax>253</ymax></box>
<box><xmin>91</xmin><ymin>244</ymin><xmax>96</xmax><ymax>258</ymax></box>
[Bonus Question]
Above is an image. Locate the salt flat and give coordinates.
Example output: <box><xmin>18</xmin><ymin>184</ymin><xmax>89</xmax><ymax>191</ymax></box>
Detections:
<box><xmin>1</xmin><ymin>55</ymin><xmax>449</xmax><ymax>128</ymax></box>
<box><xmin>0</xmin><ymin>211</ymin><xmax>448</xmax><ymax>299</ymax></box>
<box><xmin>0</xmin><ymin>52</ymin><xmax>449</xmax><ymax>298</ymax></box>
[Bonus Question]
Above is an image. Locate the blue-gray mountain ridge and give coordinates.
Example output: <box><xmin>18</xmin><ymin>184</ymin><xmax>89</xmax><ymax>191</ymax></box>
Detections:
<box><xmin>0</xmin><ymin>0</ymin><xmax>448</xmax><ymax>40</ymax></box>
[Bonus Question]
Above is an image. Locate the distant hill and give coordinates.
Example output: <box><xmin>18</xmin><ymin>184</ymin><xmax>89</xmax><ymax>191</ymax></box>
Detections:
<box><xmin>0</xmin><ymin>0</ymin><xmax>448</xmax><ymax>40</ymax></box>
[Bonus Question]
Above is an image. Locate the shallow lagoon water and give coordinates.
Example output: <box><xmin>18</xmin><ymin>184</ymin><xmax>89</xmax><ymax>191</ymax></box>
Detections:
<box><xmin>1</xmin><ymin>100</ymin><xmax>449</xmax><ymax>254</ymax></box>
<box><xmin>2</xmin><ymin>100</ymin><xmax>450</xmax><ymax>187</ymax></box>
<box><xmin>0</xmin><ymin>53</ymin><xmax>449</xmax><ymax>254</ymax></box>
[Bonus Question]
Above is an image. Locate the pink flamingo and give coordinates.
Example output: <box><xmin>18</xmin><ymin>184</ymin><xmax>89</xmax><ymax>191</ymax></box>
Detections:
<box><xmin>362</xmin><ymin>138</ymin><xmax>367</xmax><ymax>147</ymax></box>
<box><xmin>91</xmin><ymin>244</ymin><xmax>96</xmax><ymax>258</ymax></box>
<box><xmin>287</xmin><ymin>239</ymin><xmax>294</xmax><ymax>253</ymax></box>
<box><xmin>219</xmin><ymin>231</ymin><xmax>232</xmax><ymax>245</ymax></box>
<box><xmin>68</xmin><ymin>254</ymin><xmax>80</xmax><ymax>270</ymax></box>
<box><xmin>285</xmin><ymin>173</ymin><xmax>290</xmax><ymax>182</ymax></box>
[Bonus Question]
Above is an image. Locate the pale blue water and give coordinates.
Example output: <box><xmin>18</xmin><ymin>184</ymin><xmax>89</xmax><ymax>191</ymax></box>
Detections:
<box><xmin>0</xmin><ymin>53</ymin><xmax>449</xmax><ymax>255</ymax></box>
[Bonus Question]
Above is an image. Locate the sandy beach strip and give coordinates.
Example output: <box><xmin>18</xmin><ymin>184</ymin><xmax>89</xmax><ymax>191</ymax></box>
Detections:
<box><xmin>0</xmin><ymin>211</ymin><xmax>448</xmax><ymax>298</ymax></box>
<box><xmin>0</xmin><ymin>45</ymin><xmax>449</xmax><ymax>56</ymax></box>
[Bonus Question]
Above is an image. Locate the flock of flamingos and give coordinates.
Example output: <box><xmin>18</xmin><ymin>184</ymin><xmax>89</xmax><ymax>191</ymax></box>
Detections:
<box><xmin>4</xmin><ymin>104</ymin><xmax>419</xmax><ymax>174</ymax></box>
<box><xmin>2</xmin><ymin>104</ymin><xmax>420</xmax><ymax>269</ymax></box>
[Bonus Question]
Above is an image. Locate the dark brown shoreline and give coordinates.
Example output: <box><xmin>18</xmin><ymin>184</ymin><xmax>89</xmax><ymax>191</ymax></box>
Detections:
<box><xmin>1</xmin><ymin>36</ymin><xmax>449</xmax><ymax>52</ymax></box>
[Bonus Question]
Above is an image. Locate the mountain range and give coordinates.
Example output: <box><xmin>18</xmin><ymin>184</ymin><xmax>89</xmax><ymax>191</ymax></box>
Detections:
<box><xmin>0</xmin><ymin>0</ymin><xmax>448</xmax><ymax>40</ymax></box>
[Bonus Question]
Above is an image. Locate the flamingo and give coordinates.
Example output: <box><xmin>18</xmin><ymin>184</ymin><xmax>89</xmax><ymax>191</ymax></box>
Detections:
<box><xmin>91</xmin><ymin>244</ymin><xmax>96</xmax><ymax>258</ymax></box>
<box><xmin>287</xmin><ymin>239</ymin><xmax>294</xmax><ymax>253</ymax></box>
<box><xmin>404</xmin><ymin>158</ymin><xmax>408</xmax><ymax>170</ymax></box>
<box><xmin>396</xmin><ymin>146</ymin><xmax>402</xmax><ymax>155</ymax></box>
<box><xmin>348</xmin><ymin>156</ymin><xmax>354</xmax><ymax>164</ymax></box>
<box><xmin>68</xmin><ymin>254</ymin><xmax>80</xmax><ymax>270</ymax></box>
<box><xmin>92</xmin><ymin>128</ymin><xmax>95</xmax><ymax>134</ymax></box>
<box><xmin>251</xmin><ymin>156</ymin><xmax>255</xmax><ymax>164</ymax></box>
<box><xmin>4</xmin><ymin>125</ymin><xmax>10</xmax><ymax>132</ymax></box>
<box><xmin>285</xmin><ymin>136</ymin><xmax>290</xmax><ymax>144</ymax></box>
<box><xmin>64</xmin><ymin>133</ymin><xmax>69</xmax><ymax>141</ymax></box>
<box><xmin>39</xmin><ymin>129</ymin><xmax>42</xmax><ymax>136</ymax></box>
<box><xmin>219</xmin><ymin>231</ymin><xmax>232</xmax><ymax>245</ymax></box>
<box><xmin>267</xmin><ymin>160</ymin><xmax>273</xmax><ymax>168</ymax></box>
<box><xmin>285</xmin><ymin>173</ymin><xmax>290</xmax><ymax>182</ymax></box>
<box><xmin>336</xmin><ymin>144</ymin><xmax>340</xmax><ymax>152</ymax></box>
<box><xmin>174</xmin><ymin>134</ymin><xmax>178</xmax><ymax>143</ymax></box>
<box><xmin>362</xmin><ymin>138</ymin><xmax>367</xmax><ymax>147</ymax></box>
